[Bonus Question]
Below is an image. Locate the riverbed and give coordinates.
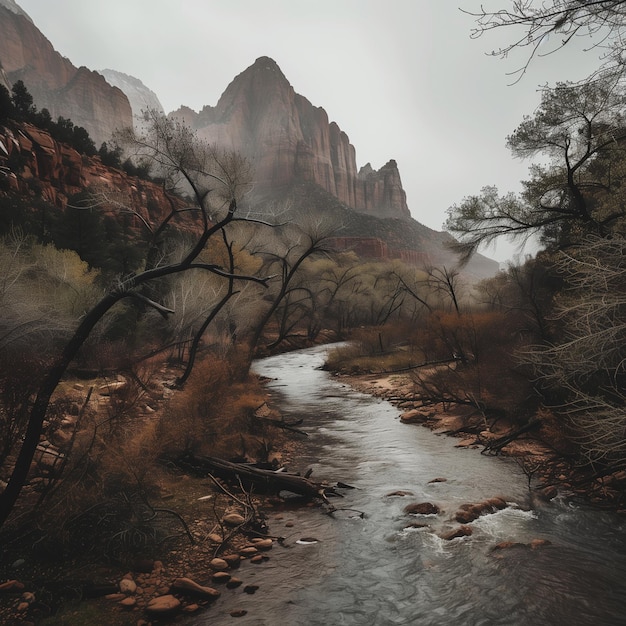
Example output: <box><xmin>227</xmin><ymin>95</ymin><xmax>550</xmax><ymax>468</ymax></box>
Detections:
<box><xmin>192</xmin><ymin>345</ymin><xmax>626</xmax><ymax>626</ymax></box>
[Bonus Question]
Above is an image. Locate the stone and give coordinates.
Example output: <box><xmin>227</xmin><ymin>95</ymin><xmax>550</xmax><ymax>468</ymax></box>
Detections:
<box><xmin>21</xmin><ymin>592</ymin><xmax>35</xmax><ymax>604</ymax></box>
<box><xmin>0</xmin><ymin>580</ymin><xmax>24</xmax><ymax>592</ymax></box>
<box><xmin>243</xmin><ymin>584</ymin><xmax>259</xmax><ymax>594</ymax></box>
<box><xmin>440</xmin><ymin>525</ymin><xmax>473</xmax><ymax>540</ymax></box>
<box><xmin>226</xmin><ymin>577</ymin><xmax>243</xmax><ymax>589</ymax></box>
<box><xmin>385</xmin><ymin>490</ymin><xmax>414</xmax><ymax>497</ymax></box>
<box><xmin>119</xmin><ymin>596</ymin><xmax>136</xmax><ymax>608</ymax></box>
<box><xmin>400</xmin><ymin>410</ymin><xmax>424</xmax><ymax>424</ymax></box>
<box><xmin>212</xmin><ymin>572</ymin><xmax>231</xmax><ymax>584</ymax></box>
<box><xmin>209</xmin><ymin>557</ymin><xmax>229</xmax><ymax>570</ymax></box>
<box><xmin>251</xmin><ymin>538</ymin><xmax>273</xmax><ymax>550</ymax></box>
<box><xmin>119</xmin><ymin>578</ymin><xmax>137</xmax><ymax>594</ymax></box>
<box><xmin>231</xmin><ymin>609</ymin><xmax>248</xmax><ymax>617</ymax></box>
<box><xmin>455</xmin><ymin>497</ymin><xmax>507</xmax><ymax>524</ymax></box>
<box><xmin>222</xmin><ymin>554</ymin><xmax>242</xmax><ymax>568</ymax></box>
<box><xmin>240</xmin><ymin>546</ymin><xmax>258</xmax><ymax>557</ymax></box>
<box><xmin>16</xmin><ymin>601</ymin><xmax>29</xmax><ymax>612</ymax></box>
<box><xmin>492</xmin><ymin>541</ymin><xmax>525</xmax><ymax>550</ymax></box>
<box><xmin>171</xmin><ymin>577</ymin><xmax>220</xmax><ymax>599</ymax></box>
<box><xmin>207</xmin><ymin>533</ymin><xmax>223</xmax><ymax>543</ymax></box>
<box><xmin>250</xmin><ymin>555</ymin><xmax>264</xmax><ymax>564</ymax></box>
<box><xmin>404</xmin><ymin>502</ymin><xmax>440</xmax><ymax>515</ymax></box>
<box><xmin>105</xmin><ymin>593</ymin><xmax>126</xmax><ymax>601</ymax></box>
<box><xmin>145</xmin><ymin>594</ymin><xmax>182</xmax><ymax>615</ymax></box>
<box><xmin>530</xmin><ymin>539</ymin><xmax>552</xmax><ymax>549</ymax></box>
<box><xmin>222</xmin><ymin>513</ymin><xmax>246</xmax><ymax>526</ymax></box>
<box><xmin>183</xmin><ymin>603</ymin><xmax>200</xmax><ymax>613</ymax></box>
<box><xmin>428</xmin><ymin>477</ymin><xmax>447</xmax><ymax>484</ymax></box>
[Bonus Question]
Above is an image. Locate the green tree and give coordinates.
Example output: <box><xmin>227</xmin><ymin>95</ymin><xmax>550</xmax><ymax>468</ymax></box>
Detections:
<box><xmin>446</xmin><ymin>78</ymin><xmax>626</xmax><ymax>261</ymax></box>
<box><xmin>0</xmin><ymin>84</ymin><xmax>14</xmax><ymax>121</ymax></box>
<box><xmin>11</xmin><ymin>80</ymin><xmax>35</xmax><ymax>119</ymax></box>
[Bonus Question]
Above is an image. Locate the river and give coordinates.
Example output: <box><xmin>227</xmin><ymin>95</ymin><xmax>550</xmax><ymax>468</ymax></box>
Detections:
<box><xmin>192</xmin><ymin>345</ymin><xmax>626</xmax><ymax>626</ymax></box>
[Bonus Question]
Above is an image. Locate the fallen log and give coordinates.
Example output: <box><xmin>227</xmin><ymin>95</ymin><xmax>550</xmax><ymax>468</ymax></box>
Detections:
<box><xmin>481</xmin><ymin>419</ymin><xmax>543</xmax><ymax>455</ymax></box>
<box><xmin>175</xmin><ymin>454</ymin><xmax>340</xmax><ymax>501</ymax></box>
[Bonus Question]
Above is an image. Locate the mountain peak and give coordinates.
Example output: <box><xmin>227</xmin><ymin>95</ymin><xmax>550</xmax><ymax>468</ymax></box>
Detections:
<box><xmin>0</xmin><ymin>0</ymin><xmax>31</xmax><ymax>22</ymax></box>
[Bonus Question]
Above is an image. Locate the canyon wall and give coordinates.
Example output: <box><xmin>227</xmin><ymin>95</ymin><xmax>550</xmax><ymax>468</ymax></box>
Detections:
<box><xmin>0</xmin><ymin>4</ymin><xmax>133</xmax><ymax>146</ymax></box>
<box><xmin>170</xmin><ymin>57</ymin><xmax>409</xmax><ymax>220</ymax></box>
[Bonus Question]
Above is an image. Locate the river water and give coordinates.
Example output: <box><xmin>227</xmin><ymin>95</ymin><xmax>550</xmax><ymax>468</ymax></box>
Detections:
<box><xmin>193</xmin><ymin>345</ymin><xmax>626</xmax><ymax>626</ymax></box>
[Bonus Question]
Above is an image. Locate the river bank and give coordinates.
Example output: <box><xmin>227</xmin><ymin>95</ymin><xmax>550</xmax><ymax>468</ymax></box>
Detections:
<box><xmin>3</xmin><ymin>344</ymin><xmax>626</xmax><ymax>625</ymax></box>
<box><xmin>336</xmin><ymin>369</ymin><xmax>626</xmax><ymax>513</ymax></box>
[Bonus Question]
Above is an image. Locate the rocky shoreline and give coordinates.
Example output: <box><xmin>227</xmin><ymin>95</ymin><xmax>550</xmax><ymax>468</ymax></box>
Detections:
<box><xmin>3</xmin><ymin>363</ymin><xmax>626</xmax><ymax>625</ymax></box>
<box><xmin>336</xmin><ymin>370</ymin><xmax>626</xmax><ymax>513</ymax></box>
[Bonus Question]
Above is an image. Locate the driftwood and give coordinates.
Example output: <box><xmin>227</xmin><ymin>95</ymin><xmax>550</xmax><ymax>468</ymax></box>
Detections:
<box><xmin>175</xmin><ymin>454</ymin><xmax>341</xmax><ymax>501</ymax></box>
<box><xmin>481</xmin><ymin>419</ymin><xmax>543</xmax><ymax>455</ymax></box>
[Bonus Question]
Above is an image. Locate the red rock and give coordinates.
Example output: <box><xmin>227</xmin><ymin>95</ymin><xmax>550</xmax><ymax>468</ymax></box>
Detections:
<box><xmin>171</xmin><ymin>577</ymin><xmax>220</xmax><ymax>599</ymax></box>
<box><xmin>404</xmin><ymin>502</ymin><xmax>440</xmax><ymax>515</ymax></box>
<box><xmin>440</xmin><ymin>525</ymin><xmax>473</xmax><ymax>540</ymax></box>
<box><xmin>145</xmin><ymin>594</ymin><xmax>181</xmax><ymax>615</ymax></box>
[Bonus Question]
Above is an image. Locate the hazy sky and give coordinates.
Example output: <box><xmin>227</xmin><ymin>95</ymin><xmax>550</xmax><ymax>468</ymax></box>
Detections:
<box><xmin>16</xmin><ymin>1</ymin><xmax>605</xmax><ymax>261</ymax></box>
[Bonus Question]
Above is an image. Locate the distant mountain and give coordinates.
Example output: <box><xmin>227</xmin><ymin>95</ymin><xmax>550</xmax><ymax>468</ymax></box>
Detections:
<box><xmin>170</xmin><ymin>57</ymin><xmax>409</xmax><ymax>222</ymax></box>
<box><xmin>98</xmin><ymin>69</ymin><xmax>165</xmax><ymax>131</ymax></box>
<box><xmin>0</xmin><ymin>6</ymin><xmax>498</xmax><ymax>277</ymax></box>
<box><xmin>0</xmin><ymin>3</ymin><xmax>132</xmax><ymax>145</ymax></box>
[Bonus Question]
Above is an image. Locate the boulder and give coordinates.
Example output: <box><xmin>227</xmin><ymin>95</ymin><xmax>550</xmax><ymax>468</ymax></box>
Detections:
<box><xmin>404</xmin><ymin>502</ymin><xmax>440</xmax><ymax>515</ymax></box>
<box><xmin>440</xmin><ymin>525</ymin><xmax>473</xmax><ymax>540</ymax></box>
<box><xmin>145</xmin><ymin>594</ymin><xmax>181</xmax><ymax>616</ymax></box>
<box><xmin>171</xmin><ymin>577</ymin><xmax>220</xmax><ymax>599</ymax></box>
<box><xmin>454</xmin><ymin>497</ymin><xmax>507</xmax><ymax>524</ymax></box>
<box><xmin>119</xmin><ymin>578</ymin><xmax>136</xmax><ymax>594</ymax></box>
<box><xmin>209</xmin><ymin>557</ymin><xmax>229</xmax><ymax>571</ymax></box>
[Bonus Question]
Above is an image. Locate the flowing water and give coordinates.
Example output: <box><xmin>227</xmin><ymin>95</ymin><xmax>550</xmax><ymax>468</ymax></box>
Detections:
<box><xmin>193</xmin><ymin>345</ymin><xmax>626</xmax><ymax>626</ymax></box>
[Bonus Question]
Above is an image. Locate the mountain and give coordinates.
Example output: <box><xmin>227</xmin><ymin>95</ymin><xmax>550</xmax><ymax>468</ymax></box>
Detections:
<box><xmin>170</xmin><ymin>57</ymin><xmax>409</xmax><ymax>221</ymax></box>
<box><xmin>98</xmin><ymin>69</ymin><xmax>165</xmax><ymax>131</ymax></box>
<box><xmin>0</xmin><ymin>3</ymin><xmax>132</xmax><ymax>145</ymax></box>
<box><xmin>0</xmin><ymin>6</ymin><xmax>497</xmax><ymax>277</ymax></box>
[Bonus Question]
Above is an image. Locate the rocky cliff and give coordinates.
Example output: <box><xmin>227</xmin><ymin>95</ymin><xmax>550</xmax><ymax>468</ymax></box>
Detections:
<box><xmin>170</xmin><ymin>57</ymin><xmax>409</xmax><ymax>220</ymax></box>
<box><xmin>0</xmin><ymin>120</ymin><xmax>188</xmax><ymax>229</ymax></box>
<box><xmin>99</xmin><ymin>69</ymin><xmax>165</xmax><ymax>133</ymax></box>
<box><xmin>0</xmin><ymin>4</ymin><xmax>133</xmax><ymax>146</ymax></box>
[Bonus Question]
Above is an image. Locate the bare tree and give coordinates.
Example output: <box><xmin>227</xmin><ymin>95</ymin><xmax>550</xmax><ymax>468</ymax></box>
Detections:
<box><xmin>465</xmin><ymin>1</ymin><xmax>626</xmax><ymax>82</ymax></box>
<box><xmin>522</xmin><ymin>234</ymin><xmax>626</xmax><ymax>465</ymax></box>
<box><xmin>0</xmin><ymin>113</ymin><xmax>271</xmax><ymax>530</ymax></box>
<box><xmin>247</xmin><ymin>218</ymin><xmax>336</xmax><ymax>353</ymax></box>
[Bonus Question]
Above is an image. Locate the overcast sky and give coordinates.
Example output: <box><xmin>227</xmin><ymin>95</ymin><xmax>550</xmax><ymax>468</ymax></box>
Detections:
<box><xmin>16</xmin><ymin>1</ymin><xmax>605</xmax><ymax>261</ymax></box>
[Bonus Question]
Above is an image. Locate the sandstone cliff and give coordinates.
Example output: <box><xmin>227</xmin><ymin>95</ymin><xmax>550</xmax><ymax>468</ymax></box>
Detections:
<box><xmin>0</xmin><ymin>120</ymin><xmax>188</xmax><ymax>229</ymax></box>
<box><xmin>99</xmin><ymin>69</ymin><xmax>165</xmax><ymax>133</ymax></box>
<box><xmin>170</xmin><ymin>57</ymin><xmax>410</xmax><ymax>221</ymax></box>
<box><xmin>0</xmin><ymin>4</ymin><xmax>133</xmax><ymax>146</ymax></box>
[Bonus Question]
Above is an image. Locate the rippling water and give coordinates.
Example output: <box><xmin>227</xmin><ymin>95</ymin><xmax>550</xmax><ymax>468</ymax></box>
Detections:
<box><xmin>191</xmin><ymin>346</ymin><xmax>626</xmax><ymax>626</ymax></box>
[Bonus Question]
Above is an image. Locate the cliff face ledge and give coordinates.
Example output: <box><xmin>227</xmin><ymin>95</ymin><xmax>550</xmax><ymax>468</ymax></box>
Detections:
<box><xmin>170</xmin><ymin>57</ymin><xmax>410</xmax><ymax>220</ymax></box>
<box><xmin>0</xmin><ymin>5</ymin><xmax>133</xmax><ymax>146</ymax></box>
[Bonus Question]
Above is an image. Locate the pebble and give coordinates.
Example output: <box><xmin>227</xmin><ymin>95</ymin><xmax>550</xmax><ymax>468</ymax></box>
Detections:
<box><xmin>223</xmin><ymin>513</ymin><xmax>246</xmax><ymax>526</ymax></box>
<box><xmin>119</xmin><ymin>596</ymin><xmax>136</xmax><ymax>608</ymax></box>
<box><xmin>119</xmin><ymin>578</ymin><xmax>137</xmax><ymax>594</ymax></box>
<box><xmin>145</xmin><ymin>594</ymin><xmax>181</xmax><ymax>615</ymax></box>
<box><xmin>210</xmin><ymin>557</ymin><xmax>229</xmax><ymax>570</ymax></box>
